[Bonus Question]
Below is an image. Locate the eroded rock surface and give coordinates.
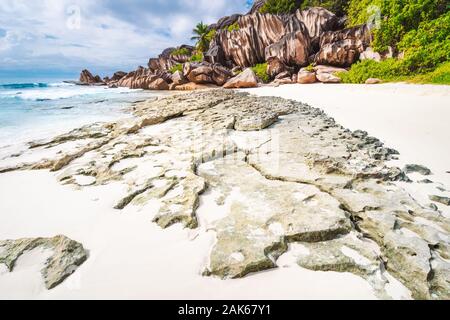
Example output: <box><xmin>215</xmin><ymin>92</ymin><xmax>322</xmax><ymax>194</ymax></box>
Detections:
<box><xmin>1</xmin><ymin>90</ymin><xmax>449</xmax><ymax>299</ymax></box>
<box><xmin>0</xmin><ymin>235</ymin><xmax>87</xmax><ymax>289</ymax></box>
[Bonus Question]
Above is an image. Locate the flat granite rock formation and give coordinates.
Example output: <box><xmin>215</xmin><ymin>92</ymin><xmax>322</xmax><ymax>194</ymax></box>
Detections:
<box><xmin>0</xmin><ymin>235</ymin><xmax>88</xmax><ymax>289</ymax></box>
<box><xmin>0</xmin><ymin>90</ymin><xmax>449</xmax><ymax>299</ymax></box>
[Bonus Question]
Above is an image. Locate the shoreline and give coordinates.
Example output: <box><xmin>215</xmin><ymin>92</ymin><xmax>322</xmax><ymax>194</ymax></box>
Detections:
<box><xmin>1</xmin><ymin>84</ymin><xmax>449</xmax><ymax>300</ymax></box>
<box><xmin>0</xmin><ymin>84</ymin><xmax>171</xmax><ymax>165</ymax></box>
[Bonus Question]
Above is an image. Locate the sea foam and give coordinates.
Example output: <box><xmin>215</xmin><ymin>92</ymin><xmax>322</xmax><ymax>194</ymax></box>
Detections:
<box><xmin>0</xmin><ymin>82</ymin><xmax>141</xmax><ymax>101</ymax></box>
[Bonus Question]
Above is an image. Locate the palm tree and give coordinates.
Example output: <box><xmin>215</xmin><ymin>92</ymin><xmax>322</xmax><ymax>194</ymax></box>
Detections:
<box><xmin>191</xmin><ymin>22</ymin><xmax>210</xmax><ymax>53</ymax></box>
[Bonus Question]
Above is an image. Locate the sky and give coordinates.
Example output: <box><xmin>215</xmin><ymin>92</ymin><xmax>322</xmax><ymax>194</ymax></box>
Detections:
<box><xmin>0</xmin><ymin>0</ymin><xmax>253</xmax><ymax>79</ymax></box>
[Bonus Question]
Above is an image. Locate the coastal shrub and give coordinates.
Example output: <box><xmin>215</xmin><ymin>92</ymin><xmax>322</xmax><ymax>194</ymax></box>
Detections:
<box><xmin>398</xmin><ymin>11</ymin><xmax>450</xmax><ymax>73</ymax></box>
<box><xmin>304</xmin><ymin>64</ymin><xmax>314</xmax><ymax>72</ymax></box>
<box><xmin>301</xmin><ymin>0</ymin><xmax>350</xmax><ymax>16</ymax></box>
<box><xmin>347</xmin><ymin>0</ymin><xmax>448</xmax><ymax>52</ymax></box>
<box><xmin>340</xmin><ymin>60</ymin><xmax>450</xmax><ymax>85</ymax></box>
<box><xmin>260</xmin><ymin>0</ymin><xmax>299</xmax><ymax>14</ymax></box>
<box><xmin>346</xmin><ymin>0</ymin><xmax>381</xmax><ymax>27</ymax></box>
<box><xmin>408</xmin><ymin>62</ymin><xmax>450</xmax><ymax>85</ymax></box>
<box><xmin>344</xmin><ymin>0</ymin><xmax>449</xmax><ymax>83</ymax></box>
<box><xmin>205</xmin><ymin>29</ymin><xmax>217</xmax><ymax>43</ymax></box>
<box><xmin>190</xmin><ymin>52</ymin><xmax>204</xmax><ymax>62</ymax></box>
<box><xmin>171</xmin><ymin>48</ymin><xmax>190</xmax><ymax>56</ymax></box>
<box><xmin>341</xmin><ymin>52</ymin><xmax>450</xmax><ymax>85</ymax></box>
<box><xmin>251</xmin><ymin>63</ymin><xmax>270</xmax><ymax>83</ymax></box>
<box><xmin>227</xmin><ymin>22</ymin><xmax>240</xmax><ymax>32</ymax></box>
<box><xmin>169</xmin><ymin>64</ymin><xmax>183</xmax><ymax>74</ymax></box>
<box><xmin>337</xmin><ymin>59</ymin><xmax>406</xmax><ymax>83</ymax></box>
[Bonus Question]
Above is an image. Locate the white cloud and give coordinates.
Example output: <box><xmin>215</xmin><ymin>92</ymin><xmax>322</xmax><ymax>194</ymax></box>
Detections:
<box><xmin>0</xmin><ymin>0</ymin><xmax>249</xmax><ymax>75</ymax></box>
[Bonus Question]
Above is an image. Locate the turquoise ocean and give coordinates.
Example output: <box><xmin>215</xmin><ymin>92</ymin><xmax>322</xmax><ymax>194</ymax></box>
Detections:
<box><xmin>0</xmin><ymin>77</ymin><xmax>161</xmax><ymax>158</ymax></box>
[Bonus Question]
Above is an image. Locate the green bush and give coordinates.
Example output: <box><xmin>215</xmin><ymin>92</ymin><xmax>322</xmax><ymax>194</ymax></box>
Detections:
<box><xmin>304</xmin><ymin>64</ymin><xmax>315</xmax><ymax>72</ymax></box>
<box><xmin>227</xmin><ymin>22</ymin><xmax>240</xmax><ymax>32</ymax></box>
<box><xmin>337</xmin><ymin>59</ymin><xmax>406</xmax><ymax>83</ymax></box>
<box><xmin>301</xmin><ymin>0</ymin><xmax>350</xmax><ymax>16</ymax></box>
<box><xmin>347</xmin><ymin>0</ymin><xmax>381</xmax><ymax>27</ymax></box>
<box><xmin>205</xmin><ymin>29</ymin><xmax>217</xmax><ymax>43</ymax></box>
<box><xmin>398</xmin><ymin>11</ymin><xmax>450</xmax><ymax>73</ymax></box>
<box><xmin>347</xmin><ymin>0</ymin><xmax>448</xmax><ymax>52</ymax></box>
<box><xmin>260</xmin><ymin>0</ymin><xmax>299</xmax><ymax>14</ymax></box>
<box><xmin>169</xmin><ymin>64</ymin><xmax>183</xmax><ymax>74</ymax></box>
<box><xmin>171</xmin><ymin>48</ymin><xmax>190</xmax><ymax>56</ymax></box>
<box><xmin>190</xmin><ymin>52</ymin><xmax>204</xmax><ymax>62</ymax></box>
<box><xmin>339</xmin><ymin>58</ymin><xmax>450</xmax><ymax>85</ymax></box>
<box><xmin>409</xmin><ymin>62</ymin><xmax>450</xmax><ymax>85</ymax></box>
<box><xmin>344</xmin><ymin>0</ymin><xmax>449</xmax><ymax>83</ymax></box>
<box><xmin>251</xmin><ymin>63</ymin><xmax>270</xmax><ymax>83</ymax></box>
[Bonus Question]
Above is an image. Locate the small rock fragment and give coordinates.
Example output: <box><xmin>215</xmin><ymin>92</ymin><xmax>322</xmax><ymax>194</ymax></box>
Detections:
<box><xmin>365</xmin><ymin>78</ymin><xmax>382</xmax><ymax>84</ymax></box>
<box><xmin>429</xmin><ymin>195</ymin><xmax>450</xmax><ymax>206</ymax></box>
<box><xmin>0</xmin><ymin>235</ymin><xmax>88</xmax><ymax>290</ymax></box>
<box><xmin>404</xmin><ymin>164</ymin><xmax>432</xmax><ymax>176</ymax></box>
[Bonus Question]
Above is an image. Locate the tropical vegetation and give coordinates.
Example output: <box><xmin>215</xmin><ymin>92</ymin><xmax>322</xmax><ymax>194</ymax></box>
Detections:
<box><xmin>191</xmin><ymin>22</ymin><xmax>211</xmax><ymax>53</ymax></box>
<box><xmin>169</xmin><ymin>64</ymin><xmax>183</xmax><ymax>74</ymax></box>
<box><xmin>259</xmin><ymin>0</ymin><xmax>300</xmax><ymax>14</ymax></box>
<box><xmin>251</xmin><ymin>63</ymin><xmax>270</xmax><ymax>83</ymax></box>
<box><xmin>171</xmin><ymin>48</ymin><xmax>191</xmax><ymax>56</ymax></box>
<box><xmin>187</xmin><ymin>0</ymin><xmax>449</xmax><ymax>84</ymax></box>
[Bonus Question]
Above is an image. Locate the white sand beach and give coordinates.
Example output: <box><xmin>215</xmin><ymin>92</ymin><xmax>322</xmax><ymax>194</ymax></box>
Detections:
<box><xmin>0</xmin><ymin>83</ymin><xmax>449</xmax><ymax>300</ymax></box>
<box><xmin>244</xmin><ymin>83</ymin><xmax>450</xmax><ymax>219</ymax></box>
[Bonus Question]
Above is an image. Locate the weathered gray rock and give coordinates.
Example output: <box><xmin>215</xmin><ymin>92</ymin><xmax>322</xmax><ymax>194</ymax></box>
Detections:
<box><xmin>365</xmin><ymin>78</ymin><xmax>382</xmax><ymax>84</ymax></box>
<box><xmin>110</xmin><ymin>71</ymin><xmax>127</xmax><ymax>82</ymax></box>
<box><xmin>171</xmin><ymin>70</ymin><xmax>187</xmax><ymax>86</ymax></box>
<box><xmin>175</xmin><ymin>82</ymin><xmax>215</xmax><ymax>91</ymax></box>
<box><xmin>275</xmin><ymin>71</ymin><xmax>291</xmax><ymax>80</ymax></box>
<box><xmin>211</xmin><ymin>64</ymin><xmax>233</xmax><ymax>86</ymax></box>
<box><xmin>314</xmin><ymin>65</ymin><xmax>347</xmax><ymax>83</ymax></box>
<box><xmin>360</xmin><ymin>47</ymin><xmax>382</xmax><ymax>62</ymax></box>
<box><xmin>148</xmin><ymin>45</ymin><xmax>194</xmax><ymax>73</ymax></box>
<box><xmin>265</xmin><ymin>27</ymin><xmax>311</xmax><ymax>68</ymax></box>
<box><xmin>200</xmin><ymin>154</ymin><xmax>352</xmax><ymax>279</ymax></box>
<box><xmin>404</xmin><ymin>164</ymin><xmax>432</xmax><ymax>176</ymax></box>
<box><xmin>296</xmin><ymin>233</ymin><xmax>388</xmax><ymax>298</ymax></box>
<box><xmin>429</xmin><ymin>253</ymin><xmax>450</xmax><ymax>299</ymax></box>
<box><xmin>117</xmin><ymin>66</ymin><xmax>159</xmax><ymax>89</ymax></box>
<box><xmin>234</xmin><ymin>113</ymin><xmax>278</xmax><ymax>131</ymax></box>
<box><xmin>315</xmin><ymin>39</ymin><xmax>362</xmax><ymax>67</ymax></box>
<box><xmin>429</xmin><ymin>195</ymin><xmax>450</xmax><ymax>206</ymax></box>
<box><xmin>79</xmin><ymin>69</ymin><xmax>103</xmax><ymax>85</ymax></box>
<box><xmin>266</xmin><ymin>56</ymin><xmax>287</xmax><ymax>78</ymax></box>
<box><xmin>187</xmin><ymin>65</ymin><xmax>214</xmax><ymax>84</ymax></box>
<box><xmin>212</xmin><ymin>8</ymin><xmax>338</xmax><ymax>69</ymax></box>
<box><xmin>316</xmin><ymin>72</ymin><xmax>342</xmax><ymax>83</ymax></box>
<box><xmin>382</xmin><ymin>231</ymin><xmax>432</xmax><ymax>300</ymax></box>
<box><xmin>223</xmin><ymin>68</ymin><xmax>258</xmax><ymax>88</ymax></box>
<box><xmin>295</xmin><ymin>7</ymin><xmax>340</xmax><ymax>50</ymax></box>
<box><xmin>316</xmin><ymin>25</ymin><xmax>371</xmax><ymax>67</ymax></box>
<box><xmin>148</xmin><ymin>78</ymin><xmax>169</xmax><ymax>90</ymax></box>
<box><xmin>0</xmin><ymin>235</ymin><xmax>87</xmax><ymax>289</ymax></box>
<box><xmin>2</xmin><ymin>90</ymin><xmax>449</xmax><ymax>300</ymax></box>
<box><xmin>183</xmin><ymin>63</ymin><xmax>232</xmax><ymax>86</ymax></box>
<box><xmin>153</xmin><ymin>173</ymin><xmax>207</xmax><ymax>228</ymax></box>
<box><xmin>297</xmin><ymin>70</ymin><xmax>317</xmax><ymax>84</ymax></box>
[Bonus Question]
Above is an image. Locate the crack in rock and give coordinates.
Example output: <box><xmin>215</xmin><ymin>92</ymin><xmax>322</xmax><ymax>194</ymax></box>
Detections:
<box><xmin>0</xmin><ymin>90</ymin><xmax>448</xmax><ymax>299</ymax></box>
